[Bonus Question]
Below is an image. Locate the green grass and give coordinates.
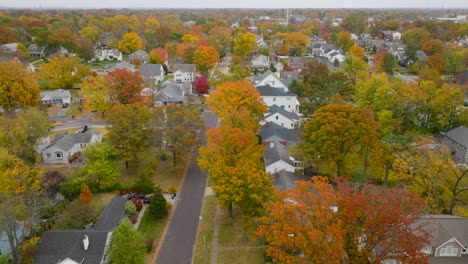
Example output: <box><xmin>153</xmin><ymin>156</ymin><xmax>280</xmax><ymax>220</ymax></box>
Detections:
<box><xmin>219</xmin><ymin>207</ymin><xmax>263</xmax><ymax>248</ymax></box>
<box><xmin>217</xmin><ymin>248</ymin><xmax>264</xmax><ymax>264</ymax></box>
<box><xmin>138</xmin><ymin>208</ymin><xmax>169</xmax><ymax>243</ymax></box>
<box><xmin>87</xmin><ymin>60</ymin><xmax>117</xmax><ymax>69</ymax></box>
<box><xmin>193</xmin><ymin>195</ymin><xmax>217</xmax><ymax>264</ymax></box>
<box><xmin>39</xmin><ymin>79</ymin><xmax>51</xmax><ymax>90</ymax></box>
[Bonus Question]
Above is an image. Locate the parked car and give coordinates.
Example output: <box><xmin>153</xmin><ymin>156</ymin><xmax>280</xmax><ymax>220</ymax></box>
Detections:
<box><xmin>143</xmin><ymin>195</ymin><xmax>154</xmax><ymax>205</ymax></box>
<box><xmin>62</xmin><ymin>103</ymin><xmax>69</xmax><ymax>108</ymax></box>
<box><xmin>127</xmin><ymin>192</ymin><xmax>145</xmax><ymax>200</ymax></box>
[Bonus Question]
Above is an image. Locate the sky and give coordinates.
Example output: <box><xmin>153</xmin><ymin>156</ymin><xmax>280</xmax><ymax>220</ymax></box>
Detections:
<box><xmin>1</xmin><ymin>0</ymin><xmax>468</xmax><ymax>9</ymax></box>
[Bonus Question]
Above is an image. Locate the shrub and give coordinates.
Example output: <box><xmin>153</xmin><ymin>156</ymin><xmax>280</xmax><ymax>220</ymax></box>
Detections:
<box><xmin>166</xmin><ymin>202</ymin><xmax>173</xmax><ymax>211</ymax></box>
<box><xmin>133</xmin><ymin>168</ymin><xmax>155</xmax><ymax>194</ymax></box>
<box><xmin>125</xmin><ymin>201</ymin><xmax>138</xmax><ymax>217</ymax></box>
<box><xmin>22</xmin><ymin>237</ymin><xmax>40</xmax><ymax>264</ymax></box>
<box><xmin>55</xmin><ymin>203</ymin><xmax>96</xmax><ymax>229</ymax></box>
<box><xmin>148</xmin><ymin>194</ymin><xmax>168</xmax><ymax>219</ymax></box>
<box><xmin>145</xmin><ymin>238</ymin><xmax>154</xmax><ymax>252</ymax></box>
<box><xmin>131</xmin><ymin>197</ymin><xmax>143</xmax><ymax>212</ymax></box>
<box><xmin>157</xmin><ymin>151</ymin><xmax>168</xmax><ymax>161</ymax></box>
<box><xmin>129</xmin><ymin>215</ymin><xmax>138</xmax><ymax>224</ymax></box>
<box><xmin>80</xmin><ymin>185</ymin><xmax>93</xmax><ymax>204</ymax></box>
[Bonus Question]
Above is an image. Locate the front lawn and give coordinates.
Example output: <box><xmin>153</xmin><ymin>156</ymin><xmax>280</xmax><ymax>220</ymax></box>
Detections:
<box><xmin>218</xmin><ymin>207</ymin><xmax>263</xmax><ymax>248</ymax></box>
<box><xmin>193</xmin><ymin>195</ymin><xmax>217</xmax><ymax>264</ymax></box>
<box><xmin>217</xmin><ymin>248</ymin><xmax>264</xmax><ymax>264</ymax></box>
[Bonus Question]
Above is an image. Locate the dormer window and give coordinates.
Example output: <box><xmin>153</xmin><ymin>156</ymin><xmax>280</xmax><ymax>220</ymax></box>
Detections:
<box><xmin>440</xmin><ymin>246</ymin><xmax>458</xmax><ymax>256</ymax></box>
<box><xmin>421</xmin><ymin>246</ymin><xmax>432</xmax><ymax>254</ymax></box>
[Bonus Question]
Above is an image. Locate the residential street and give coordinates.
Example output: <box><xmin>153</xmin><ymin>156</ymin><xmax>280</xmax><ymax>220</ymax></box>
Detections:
<box><xmin>155</xmin><ymin>107</ymin><xmax>218</xmax><ymax>264</ymax></box>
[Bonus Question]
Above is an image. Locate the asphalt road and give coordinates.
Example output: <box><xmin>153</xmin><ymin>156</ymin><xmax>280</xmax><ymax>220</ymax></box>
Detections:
<box><xmin>155</xmin><ymin>107</ymin><xmax>218</xmax><ymax>264</ymax></box>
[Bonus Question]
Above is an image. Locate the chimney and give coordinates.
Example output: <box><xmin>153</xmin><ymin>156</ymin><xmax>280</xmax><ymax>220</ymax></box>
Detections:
<box><xmin>270</xmin><ymin>142</ymin><xmax>274</xmax><ymax>149</ymax></box>
<box><xmin>83</xmin><ymin>235</ymin><xmax>89</xmax><ymax>251</ymax></box>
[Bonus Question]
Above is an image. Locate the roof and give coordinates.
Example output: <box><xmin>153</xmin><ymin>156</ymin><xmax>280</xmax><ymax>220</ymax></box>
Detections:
<box><xmin>266</xmin><ymin>104</ymin><xmax>299</xmax><ymax>120</ymax></box>
<box><xmin>109</xmin><ymin>61</ymin><xmax>135</xmax><ymax>72</ymax></box>
<box><xmin>260</xmin><ymin>122</ymin><xmax>302</xmax><ymax>143</ymax></box>
<box><xmin>34</xmin><ymin>230</ymin><xmax>109</xmax><ymax>264</ymax></box>
<box><xmin>418</xmin><ymin>215</ymin><xmax>468</xmax><ymax>248</ymax></box>
<box><xmin>428</xmin><ymin>256</ymin><xmax>468</xmax><ymax>264</ymax></box>
<box><xmin>93</xmin><ymin>196</ymin><xmax>127</xmax><ymax>231</ymax></box>
<box><xmin>40</xmin><ymin>89</ymin><xmax>71</xmax><ymax>101</ymax></box>
<box><xmin>28</xmin><ymin>44</ymin><xmax>44</xmax><ymax>52</ymax></box>
<box><xmin>1</xmin><ymin>43</ymin><xmax>18</xmax><ymax>51</ymax></box>
<box><xmin>264</xmin><ymin>142</ymin><xmax>295</xmax><ymax>167</ymax></box>
<box><xmin>130</xmin><ymin>50</ymin><xmax>148</xmax><ymax>57</ymax></box>
<box><xmin>442</xmin><ymin>126</ymin><xmax>468</xmax><ymax>148</ymax></box>
<box><xmin>154</xmin><ymin>83</ymin><xmax>186</xmax><ymax>102</ymax></box>
<box><xmin>45</xmin><ymin>130</ymin><xmax>101</xmax><ymax>152</ymax></box>
<box><xmin>173</xmin><ymin>64</ymin><xmax>195</xmax><ymax>73</ymax></box>
<box><xmin>139</xmin><ymin>64</ymin><xmax>163</xmax><ymax>77</ymax></box>
<box><xmin>273</xmin><ymin>170</ymin><xmax>310</xmax><ymax>190</ymax></box>
<box><xmin>256</xmin><ymin>84</ymin><xmax>296</xmax><ymax>97</ymax></box>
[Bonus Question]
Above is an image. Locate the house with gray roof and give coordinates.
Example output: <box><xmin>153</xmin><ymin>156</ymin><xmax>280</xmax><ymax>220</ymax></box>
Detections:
<box><xmin>273</xmin><ymin>170</ymin><xmax>310</xmax><ymax>191</ymax></box>
<box><xmin>153</xmin><ymin>82</ymin><xmax>192</xmax><ymax>106</ymax></box>
<box><xmin>28</xmin><ymin>44</ymin><xmax>45</xmax><ymax>58</ymax></box>
<box><xmin>263</xmin><ymin>104</ymin><xmax>299</xmax><ymax>129</ymax></box>
<box><xmin>129</xmin><ymin>50</ymin><xmax>148</xmax><ymax>64</ymax></box>
<box><xmin>173</xmin><ymin>64</ymin><xmax>196</xmax><ymax>83</ymax></box>
<box><xmin>251</xmin><ymin>54</ymin><xmax>270</xmax><ymax>70</ymax></box>
<box><xmin>0</xmin><ymin>43</ymin><xmax>18</xmax><ymax>53</ymax></box>
<box><xmin>139</xmin><ymin>64</ymin><xmax>164</xmax><ymax>84</ymax></box>
<box><xmin>42</xmin><ymin>130</ymin><xmax>102</xmax><ymax>164</ymax></box>
<box><xmin>260</xmin><ymin>122</ymin><xmax>302</xmax><ymax>147</ymax></box>
<box><xmin>256</xmin><ymin>84</ymin><xmax>300</xmax><ymax>113</ymax></box>
<box><xmin>253</xmin><ymin>70</ymin><xmax>289</xmax><ymax>91</ymax></box>
<box><xmin>108</xmin><ymin>61</ymin><xmax>135</xmax><ymax>72</ymax></box>
<box><xmin>264</xmin><ymin>142</ymin><xmax>303</xmax><ymax>174</ymax></box>
<box><xmin>441</xmin><ymin>126</ymin><xmax>468</xmax><ymax>164</ymax></box>
<box><xmin>40</xmin><ymin>89</ymin><xmax>71</xmax><ymax>105</ymax></box>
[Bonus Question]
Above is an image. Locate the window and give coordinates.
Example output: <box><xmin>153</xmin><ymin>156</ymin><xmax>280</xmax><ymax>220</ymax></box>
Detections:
<box><xmin>46</xmin><ymin>153</ymin><xmax>51</xmax><ymax>158</ymax></box>
<box><xmin>291</xmin><ymin>123</ymin><xmax>294</xmax><ymax>127</ymax></box>
<box><xmin>276</xmin><ymin>115</ymin><xmax>279</xmax><ymax>120</ymax></box>
<box><xmin>281</xmin><ymin>123</ymin><xmax>284</xmax><ymax>126</ymax></box>
<box><xmin>421</xmin><ymin>246</ymin><xmax>431</xmax><ymax>254</ymax></box>
<box><xmin>56</xmin><ymin>152</ymin><xmax>63</xmax><ymax>159</ymax></box>
<box><xmin>440</xmin><ymin>246</ymin><xmax>458</xmax><ymax>256</ymax></box>
<box><xmin>273</xmin><ymin>97</ymin><xmax>276</xmax><ymax>102</ymax></box>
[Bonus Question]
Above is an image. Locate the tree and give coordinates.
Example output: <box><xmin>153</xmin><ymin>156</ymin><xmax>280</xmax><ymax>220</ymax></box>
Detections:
<box><xmin>107</xmin><ymin>69</ymin><xmax>145</xmax><ymax>104</ymax></box>
<box><xmin>40</xmin><ymin>56</ymin><xmax>90</xmax><ymax>89</ymax></box>
<box><xmin>148</xmin><ymin>194</ymin><xmax>168</xmax><ymax>219</ymax></box>
<box><xmin>193</xmin><ymin>45</ymin><xmax>220</xmax><ymax>75</ymax></box>
<box><xmin>133</xmin><ymin>161</ymin><xmax>157</xmax><ymax>194</ymax></box>
<box><xmin>108</xmin><ymin>220</ymin><xmax>146</xmax><ymax>264</ymax></box>
<box><xmin>79</xmin><ymin>26</ymin><xmax>101</xmax><ymax>43</ymax></box>
<box><xmin>80</xmin><ymin>75</ymin><xmax>112</xmax><ymax>116</ymax></box>
<box><xmin>41</xmin><ymin>171</ymin><xmax>66</xmax><ymax>198</ymax></box>
<box><xmin>118</xmin><ymin>32</ymin><xmax>142</xmax><ymax>54</ymax></box>
<box><xmin>47</xmin><ymin>28</ymin><xmax>79</xmax><ymax>53</ymax></box>
<box><xmin>0</xmin><ymin>60</ymin><xmax>40</xmax><ymax>111</ymax></box>
<box><xmin>342</xmin><ymin>55</ymin><xmax>369</xmax><ymax>78</ymax></box>
<box><xmin>348</xmin><ymin>45</ymin><xmax>366</xmax><ymax>60</ymax></box>
<box><xmin>181</xmin><ymin>34</ymin><xmax>199</xmax><ymax>43</ymax></box>
<box><xmin>383</xmin><ymin>19</ymin><xmax>402</xmax><ymax>31</ymax></box>
<box><xmin>193</xmin><ymin>76</ymin><xmax>210</xmax><ymax>94</ymax></box>
<box><xmin>284</xmin><ymin>32</ymin><xmax>309</xmax><ymax>56</ymax></box>
<box><xmin>403</xmin><ymin>28</ymin><xmax>431</xmax><ymax>60</ymax></box>
<box><xmin>148</xmin><ymin>47</ymin><xmax>168</xmax><ymax>64</ymax></box>
<box><xmin>79</xmin><ymin>185</ymin><xmax>92</xmax><ymax>204</ymax></box>
<box><xmin>106</xmin><ymin>104</ymin><xmax>154</xmax><ymax>168</ymax></box>
<box><xmin>209</xmin><ymin>26</ymin><xmax>233</xmax><ymax>57</ymax></box>
<box><xmin>257</xmin><ymin>177</ymin><xmax>430</xmax><ymax>264</ymax></box>
<box><xmin>198</xmin><ymin>126</ymin><xmax>274</xmax><ymax>217</ymax></box>
<box><xmin>82</xmin><ymin>142</ymin><xmax>119</xmax><ymax>191</ymax></box>
<box><xmin>157</xmin><ymin>105</ymin><xmax>202</xmax><ymax>167</ymax></box>
<box><xmin>342</xmin><ymin>13</ymin><xmax>367</xmax><ymax>35</ymax></box>
<box><xmin>421</xmin><ymin>39</ymin><xmax>445</xmax><ymax>56</ymax></box>
<box><xmin>336</xmin><ymin>31</ymin><xmax>355</xmax><ymax>53</ymax></box>
<box><xmin>206</xmin><ymin>80</ymin><xmax>267</xmax><ymax>130</ymax></box>
<box><xmin>373</xmin><ymin>51</ymin><xmax>395</xmax><ymax>73</ymax></box>
<box><xmin>0</xmin><ymin>26</ymin><xmax>16</xmax><ymax>44</ymax></box>
<box><xmin>427</xmin><ymin>53</ymin><xmax>447</xmax><ymax>73</ymax></box>
<box><xmin>302</xmin><ymin>103</ymin><xmax>378</xmax><ymax>177</ymax></box>
<box><xmin>234</xmin><ymin>32</ymin><xmax>257</xmax><ymax>58</ymax></box>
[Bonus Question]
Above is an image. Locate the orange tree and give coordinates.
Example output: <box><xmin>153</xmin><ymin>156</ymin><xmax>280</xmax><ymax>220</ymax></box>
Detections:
<box><xmin>257</xmin><ymin>177</ymin><xmax>430</xmax><ymax>264</ymax></box>
<box><xmin>193</xmin><ymin>45</ymin><xmax>220</xmax><ymax>75</ymax></box>
<box><xmin>106</xmin><ymin>69</ymin><xmax>145</xmax><ymax>104</ymax></box>
<box><xmin>302</xmin><ymin>103</ymin><xmax>378</xmax><ymax>177</ymax></box>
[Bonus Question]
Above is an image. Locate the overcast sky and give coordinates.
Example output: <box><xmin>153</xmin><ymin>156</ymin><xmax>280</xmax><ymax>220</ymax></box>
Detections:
<box><xmin>1</xmin><ymin>0</ymin><xmax>468</xmax><ymax>9</ymax></box>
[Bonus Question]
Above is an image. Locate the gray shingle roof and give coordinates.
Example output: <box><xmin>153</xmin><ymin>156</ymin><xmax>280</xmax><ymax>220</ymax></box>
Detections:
<box><xmin>173</xmin><ymin>64</ymin><xmax>195</xmax><ymax>73</ymax></box>
<box><xmin>34</xmin><ymin>230</ymin><xmax>109</xmax><ymax>264</ymax></box>
<box><xmin>264</xmin><ymin>142</ymin><xmax>294</xmax><ymax>167</ymax></box>
<box><xmin>93</xmin><ymin>196</ymin><xmax>127</xmax><ymax>231</ymax></box>
<box><xmin>109</xmin><ymin>61</ymin><xmax>135</xmax><ymax>72</ymax></box>
<box><xmin>256</xmin><ymin>84</ymin><xmax>296</xmax><ymax>97</ymax></box>
<box><xmin>260</xmin><ymin>122</ymin><xmax>302</xmax><ymax>143</ymax></box>
<box><xmin>139</xmin><ymin>64</ymin><xmax>163</xmax><ymax>77</ymax></box>
<box><xmin>273</xmin><ymin>170</ymin><xmax>310</xmax><ymax>191</ymax></box>
<box><xmin>40</xmin><ymin>89</ymin><xmax>71</xmax><ymax>101</ymax></box>
<box><xmin>443</xmin><ymin>126</ymin><xmax>468</xmax><ymax>148</ymax></box>
<box><xmin>46</xmin><ymin>130</ymin><xmax>101</xmax><ymax>152</ymax></box>
<box><xmin>266</xmin><ymin>104</ymin><xmax>299</xmax><ymax>120</ymax></box>
<box><xmin>419</xmin><ymin>215</ymin><xmax>468</xmax><ymax>248</ymax></box>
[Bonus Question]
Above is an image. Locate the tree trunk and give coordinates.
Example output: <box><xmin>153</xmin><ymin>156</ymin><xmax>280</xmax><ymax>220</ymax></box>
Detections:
<box><xmin>336</xmin><ymin>160</ymin><xmax>343</xmax><ymax>177</ymax></box>
<box><xmin>384</xmin><ymin>165</ymin><xmax>390</xmax><ymax>186</ymax></box>
<box><xmin>101</xmin><ymin>111</ymin><xmax>105</xmax><ymax>118</ymax></box>
<box><xmin>125</xmin><ymin>160</ymin><xmax>129</xmax><ymax>169</ymax></box>
<box><xmin>228</xmin><ymin>203</ymin><xmax>233</xmax><ymax>218</ymax></box>
<box><xmin>172</xmin><ymin>149</ymin><xmax>177</xmax><ymax>168</ymax></box>
<box><xmin>363</xmin><ymin>146</ymin><xmax>369</xmax><ymax>181</ymax></box>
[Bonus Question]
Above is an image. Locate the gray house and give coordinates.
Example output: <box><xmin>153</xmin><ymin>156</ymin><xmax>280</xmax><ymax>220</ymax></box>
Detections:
<box><xmin>139</xmin><ymin>64</ymin><xmax>164</xmax><ymax>84</ymax></box>
<box><xmin>441</xmin><ymin>126</ymin><xmax>468</xmax><ymax>164</ymax></box>
<box><xmin>260</xmin><ymin>122</ymin><xmax>302</xmax><ymax>147</ymax></box>
<box><xmin>153</xmin><ymin>82</ymin><xmax>192</xmax><ymax>106</ymax></box>
<box><xmin>129</xmin><ymin>50</ymin><xmax>148</xmax><ymax>64</ymax></box>
<box><xmin>28</xmin><ymin>44</ymin><xmax>45</xmax><ymax>58</ymax></box>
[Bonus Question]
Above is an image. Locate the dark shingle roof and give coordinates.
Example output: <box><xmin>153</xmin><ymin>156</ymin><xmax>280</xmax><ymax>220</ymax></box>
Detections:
<box><xmin>419</xmin><ymin>215</ymin><xmax>468</xmax><ymax>248</ymax></box>
<box><xmin>139</xmin><ymin>64</ymin><xmax>163</xmax><ymax>77</ymax></box>
<box><xmin>34</xmin><ymin>230</ymin><xmax>109</xmax><ymax>264</ymax></box>
<box><xmin>256</xmin><ymin>84</ymin><xmax>296</xmax><ymax>97</ymax></box>
<box><xmin>93</xmin><ymin>196</ymin><xmax>127</xmax><ymax>231</ymax></box>
<box><xmin>173</xmin><ymin>64</ymin><xmax>195</xmax><ymax>73</ymax></box>
<box><xmin>264</xmin><ymin>142</ymin><xmax>294</xmax><ymax>167</ymax></box>
<box><xmin>260</xmin><ymin>122</ymin><xmax>302</xmax><ymax>143</ymax></box>
<box><xmin>443</xmin><ymin>126</ymin><xmax>468</xmax><ymax>148</ymax></box>
<box><xmin>266</xmin><ymin>104</ymin><xmax>299</xmax><ymax>120</ymax></box>
<box><xmin>46</xmin><ymin>130</ymin><xmax>101</xmax><ymax>152</ymax></box>
<box><xmin>273</xmin><ymin>170</ymin><xmax>310</xmax><ymax>191</ymax></box>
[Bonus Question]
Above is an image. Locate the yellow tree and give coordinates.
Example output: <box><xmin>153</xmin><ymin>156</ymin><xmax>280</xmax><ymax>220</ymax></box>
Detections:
<box><xmin>0</xmin><ymin>60</ymin><xmax>40</xmax><ymax>111</ymax></box>
<box><xmin>342</xmin><ymin>55</ymin><xmax>369</xmax><ymax>79</ymax></box>
<box><xmin>348</xmin><ymin>45</ymin><xmax>366</xmax><ymax>60</ymax></box>
<box><xmin>193</xmin><ymin>45</ymin><xmax>220</xmax><ymax>75</ymax></box>
<box><xmin>80</xmin><ymin>75</ymin><xmax>112</xmax><ymax>117</ymax></box>
<box><xmin>40</xmin><ymin>56</ymin><xmax>90</xmax><ymax>89</ymax></box>
<box><xmin>234</xmin><ymin>32</ymin><xmax>257</xmax><ymax>58</ymax></box>
<box><xmin>284</xmin><ymin>32</ymin><xmax>310</xmax><ymax>56</ymax></box>
<box><xmin>181</xmin><ymin>34</ymin><xmax>199</xmax><ymax>43</ymax></box>
<box><xmin>118</xmin><ymin>32</ymin><xmax>142</xmax><ymax>54</ymax></box>
<box><xmin>206</xmin><ymin>80</ymin><xmax>267</xmax><ymax>130</ymax></box>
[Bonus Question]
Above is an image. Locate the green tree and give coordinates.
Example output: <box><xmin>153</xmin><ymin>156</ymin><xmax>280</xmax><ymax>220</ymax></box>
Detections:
<box><xmin>82</xmin><ymin>142</ymin><xmax>119</xmax><ymax>191</ymax></box>
<box><xmin>108</xmin><ymin>220</ymin><xmax>146</xmax><ymax>264</ymax></box>
<box><xmin>148</xmin><ymin>194</ymin><xmax>168</xmax><ymax>219</ymax></box>
<box><xmin>342</xmin><ymin>13</ymin><xmax>367</xmax><ymax>35</ymax></box>
<box><xmin>382</xmin><ymin>53</ymin><xmax>396</xmax><ymax>74</ymax></box>
<box><xmin>133</xmin><ymin>161</ymin><xmax>157</xmax><ymax>194</ymax></box>
<box><xmin>106</xmin><ymin>104</ymin><xmax>154</xmax><ymax>168</ymax></box>
<box><xmin>343</xmin><ymin>55</ymin><xmax>369</xmax><ymax>78</ymax></box>
<box><xmin>40</xmin><ymin>56</ymin><xmax>90</xmax><ymax>89</ymax></box>
<box><xmin>403</xmin><ymin>28</ymin><xmax>431</xmax><ymax>60</ymax></box>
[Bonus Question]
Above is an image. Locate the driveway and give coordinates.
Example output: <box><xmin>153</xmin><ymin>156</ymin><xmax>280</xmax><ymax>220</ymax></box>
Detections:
<box><xmin>155</xmin><ymin>107</ymin><xmax>218</xmax><ymax>264</ymax></box>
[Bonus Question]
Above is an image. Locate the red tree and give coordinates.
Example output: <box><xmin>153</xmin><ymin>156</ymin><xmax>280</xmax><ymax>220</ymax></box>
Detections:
<box><xmin>79</xmin><ymin>185</ymin><xmax>93</xmax><ymax>204</ymax></box>
<box><xmin>107</xmin><ymin>69</ymin><xmax>145</xmax><ymax>104</ymax></box>
<box><xmin>193</xmin><ymin>76</ymin><xmax>210</xmax><ymax>94</ymax></box>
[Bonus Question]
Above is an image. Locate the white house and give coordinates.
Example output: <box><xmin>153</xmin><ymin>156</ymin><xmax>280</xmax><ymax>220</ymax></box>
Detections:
<box><xmin>325</xmin><ymin>49</ymin><xmax>345</xmax><ymax>64</ymax></box>
<box><xmin>382</xmin><ymin>31</ymin><xmax>402</xmax><ymax>41</ymax></box>
<box><xmin>40</xmin><ymin>89</ymin><xmax>71</xmax><ymax>105</ymax></box>
<box><xmin>42</xmin><ymin>130</ymin><xmax>102</xmax><ymax>164</ymax></box>
<box><xmin>28</xmin><ymin>44</ymin><xmax>45</xmax><ymax>58</ymax></box>
<box><xmin>263</xmin><ymin>104</ymin><xmax>300</xmax><ymax>129</ymax></box>
<box><xmin>139</xmin><ymin>64</ymin><xmax>164</xmax><ymax>84</ymax></box>
<box><xmin>94</xmin><ymin>49</ymin><xmax>122</xmax><ymax>61</ymax></box>
<box><xmin>0</xmin><ymin>43</ymin><xmax>18</xmax><ymax>53</ymax></box>
<box><xmin>264</xmin><ymin>142</ymin><xmax>303</xmax><ymax>174</ymax></box>
<box><xmin>256</xmin><ymin>84</ymin><xmax>299</xmax><ymax>113</ymax></box>
<box><xmin>251</xmin><ymin>54</ymin><xmax>270</xmax><ymax>69</ymax></box>
<box><xmin>173</xmin><ymin>64</ymin><xmax>196</xmax><ymax>83</ymax></box>
<box><xmin>253</xmin><ymin>70</ymin><xmax>289</xmax><ymax>92</ymax></box>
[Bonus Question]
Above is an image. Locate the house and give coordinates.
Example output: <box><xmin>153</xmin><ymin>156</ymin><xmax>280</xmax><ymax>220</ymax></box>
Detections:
<box><xmin>256</xmin><ymin>84</ymin><xmax>300</xmax><ymax>113</ymax></box>
<box><xmin>253</xmin><ymin>70</ymin><xmax>289</xmax><ymax>91</ymax></box>
<box><xmin>383</xmin><ymin>215</ymin><xmax>468</xmax><ymax>264</ymax></box>
<box><xmin>256</xmin><ymin>35</ymin><xmax>265</xmax><ymax>46</ymax></box>
<box><xmin>360</xmin><ymin>33</ymin><xmax>373</xmax><ymax>40</ymax></box>
<box><xmin>260</xmin><ymin>122</ymin><xmax>302</xmax><ymax>147</ymax></box>
<box><xmin>40</xmin><ymin>89</ymin><xmax>71</xmax><ymax>105</ymax></box>
<box><xmin>263</xmin><ymin>104</ymin><xmax>300</xmax><ymax>129</ymax></box>
<box><xmin>441</xmin><ymin>126</ymin><xmax>468</xmax><ymax>164</ymax></box>
<box><xmin>326</xmin><ymin>50</ymin><xmax>345</xmax><ymax>64</ymax></box>
<box><xmin>273</xmin><ymin>170</ymin><xmax>310</xmax><ymax>191</ymax></box>
<box><xmin>129</xmin><ymin>50</ymin><xmax>148</xmax><ymax>64</ymax></box>
<box><xmin>96</xmin><ymin>32</ymin><xmax>116</xmax><ymax>49</ymax></box>
<box><xmin>35</xmin><ymin>136</ymin><xmax>51</xmax><ymax>154</ymax></box>
<box><xmin>34</xmin><ymin>197</ymin><xmax>127</xmax><ymax>264</ymax></box>
<box><xmin>94</xmin><ymin>49</ymin><xmax>122</xmax><ymax>61</ymax></box>
<box><xmin>173</xmin><ymin>64</ymin><xmax>196</xmax><ymax>83</ymax></box>
<box><xmin>251</xmin><ymin>54</ymin><xmax>270</xmax><ymax>69</ymax></box>
<box><xmin>382</xmin><ymin>31</ymin><xmax>402</xmax><ymax>41</ymax></box>
<box><xmin>272</xmin><ymin>61</ymin><xmax>284</xmax><ymax>73</ymax></box>
<box><xmin>288</xmin><ymin>56</ymin><xmax>305</xmax><ymax>70</ymax></box>
<box><xmin>384</xmin><ymin>42</ymin><xmax>407</xmax><ymax>61</ymax></box>
<box><xmin>455</xmin><ymin>70</ymin><xmax>468</xmax><ymax>87</ymax></box>
<box><xmin>264</xmin><ymin>142</ymin><xmax>303</xmax><ymax>174</ymax></box>
<box><xmin>108</xmin><ymin>61</ymin><xmax>135</xmax><ymax>72</ymax></box>
<box><xmin>42</xmin><ymin>130</ymin><xmax>102</xmax><ymax>164</ymax></box>
<box><xmin>153</xmin><ymin>82</ymin><xmax>192</xmax><ymax>106</ymax></box>
<box><xmin>0</xmin><ymin>43</ymin><xmax>18</xmax><ymax>53</ymax></box>
<box><xmin>28</xmin><ymin>44</ymin><xmax>45</xmax><ymax>58</ymax></box>
<box><xmin>139</xmin><ymin>64</ymin><xmax>164</xmax><ymax>84</ymax></box>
